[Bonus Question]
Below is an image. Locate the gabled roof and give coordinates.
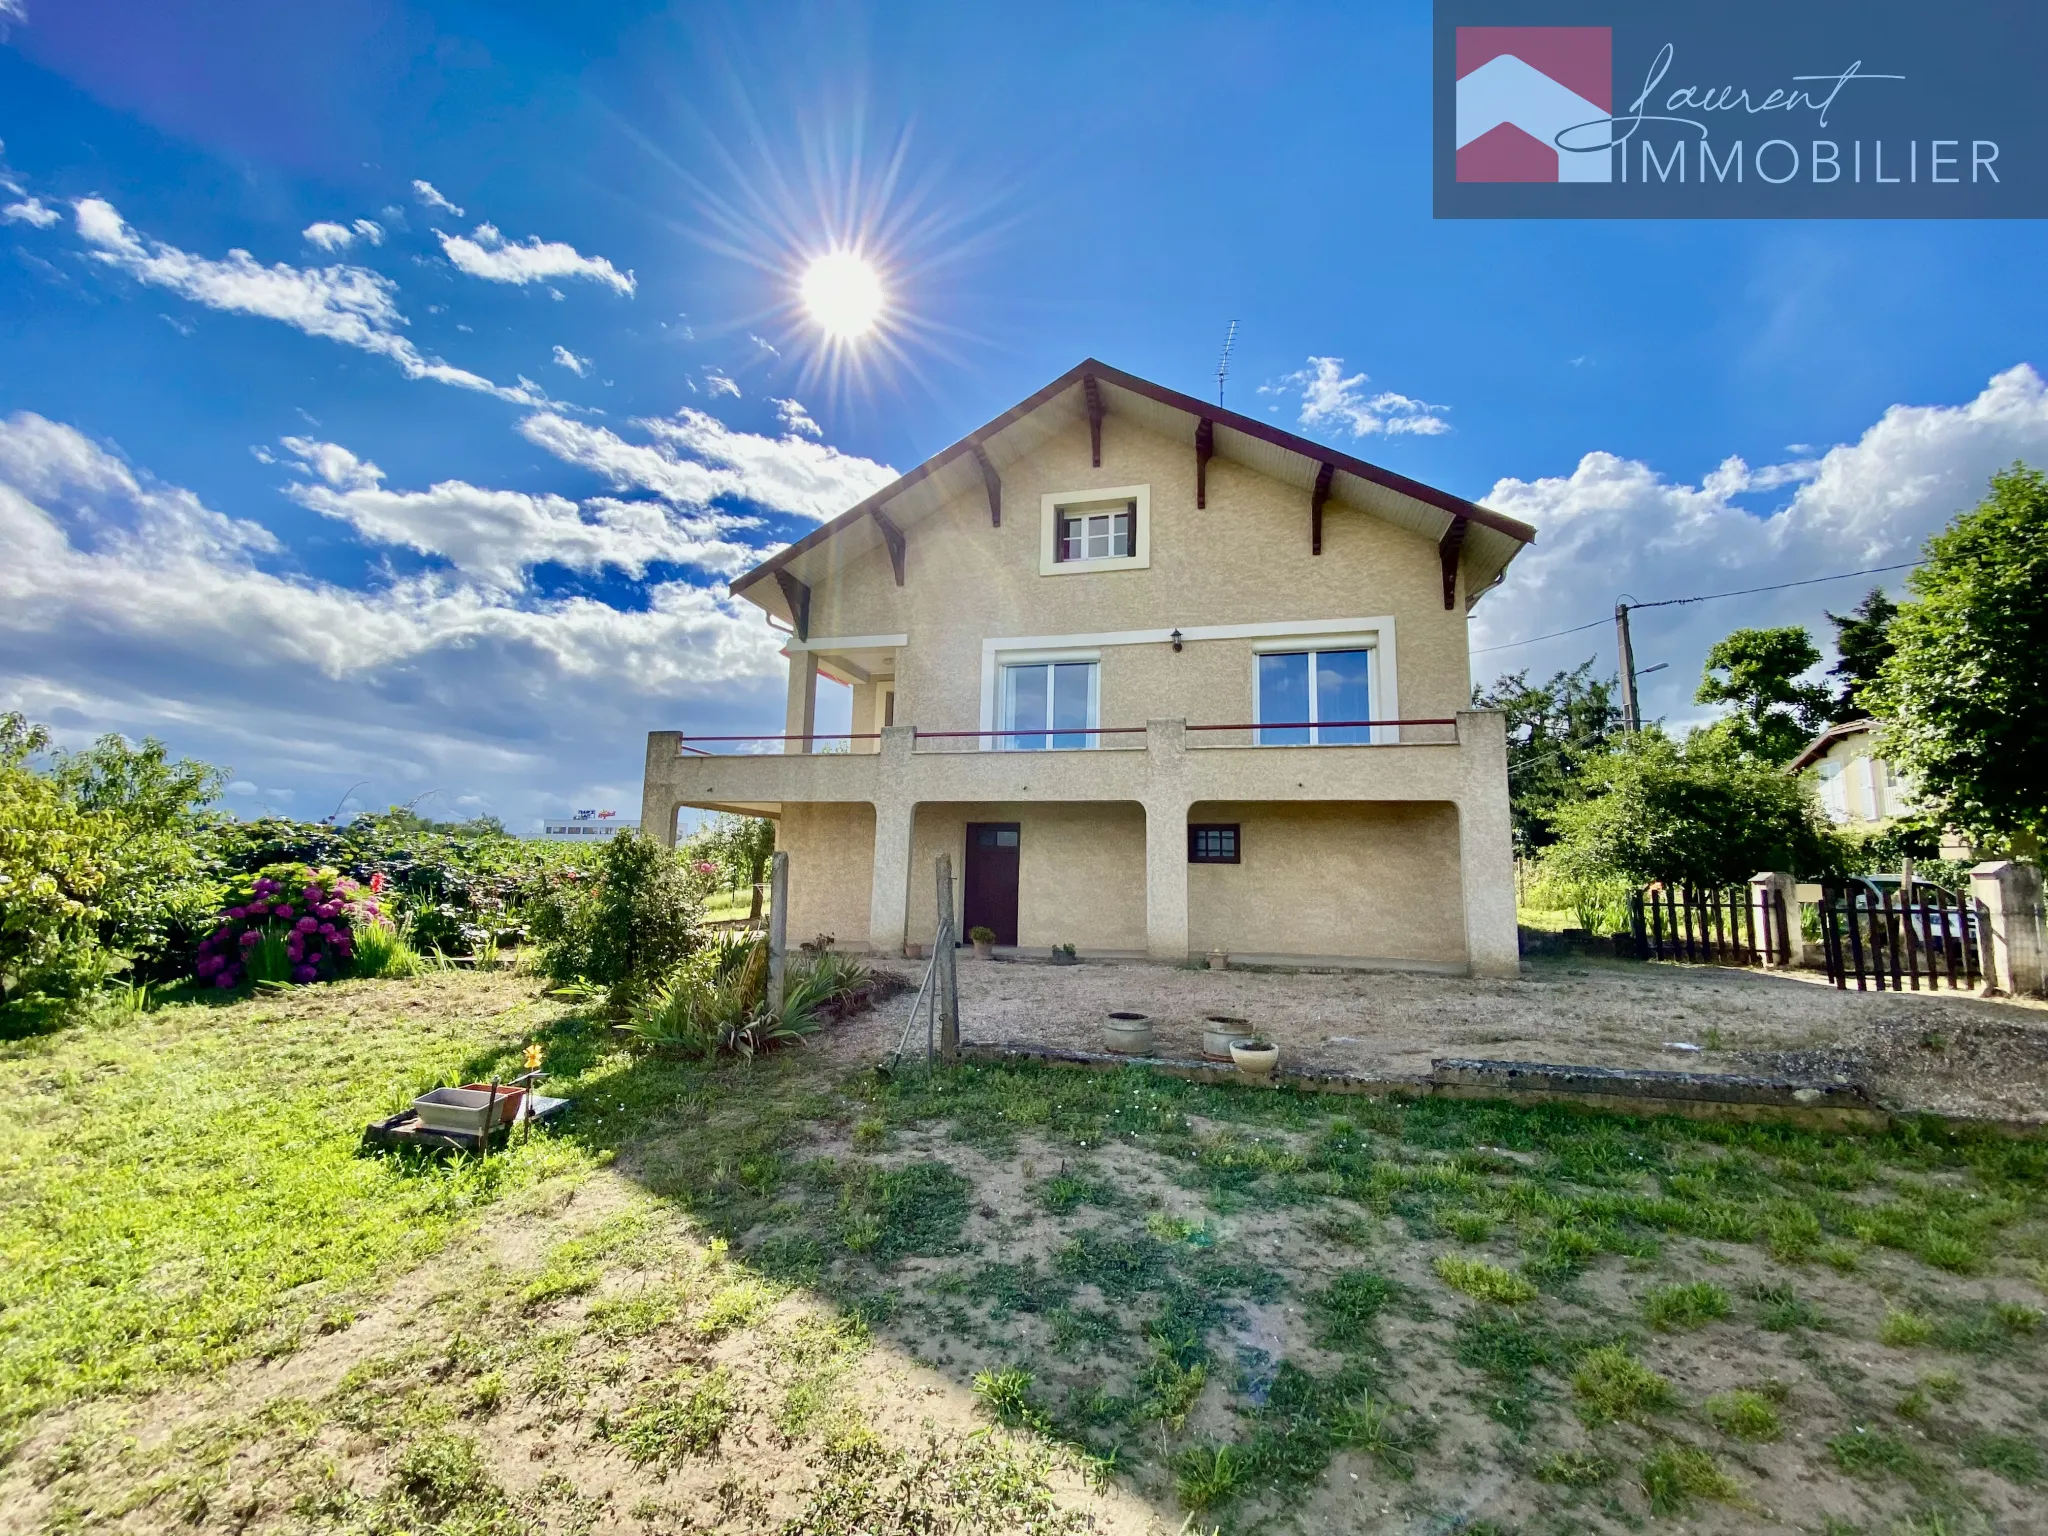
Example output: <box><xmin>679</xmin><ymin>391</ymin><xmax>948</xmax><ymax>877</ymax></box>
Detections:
<box><xmin>1788</xmin><ymin>717</ymin><xmax>1877</xmax><ymax>773</ymax></box>
<box><xmin>728</xmin><ymin>358</ymin><xmax>1537</xmax><ymax>625</ymax></box>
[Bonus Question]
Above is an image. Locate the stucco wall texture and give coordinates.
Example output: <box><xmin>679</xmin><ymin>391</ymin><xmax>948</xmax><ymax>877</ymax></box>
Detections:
<box><xmin>798</xmin><ymin>413</ymin><xmax>1473</xmax><ymax>735</ymax></box>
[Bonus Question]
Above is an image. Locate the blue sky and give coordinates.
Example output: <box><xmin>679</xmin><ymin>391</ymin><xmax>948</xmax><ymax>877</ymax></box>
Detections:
<box><xmin>4</xmin><ymin>0</ymin><xmax>2047</xmax><ymax>828</ymax></box>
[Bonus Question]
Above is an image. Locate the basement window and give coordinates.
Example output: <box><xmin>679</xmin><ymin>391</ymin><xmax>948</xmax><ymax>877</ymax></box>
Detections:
<box><xmin>1188</xmin><ymin>824</ymin><xmax>1241</xmax><ymax>864</ymax></box>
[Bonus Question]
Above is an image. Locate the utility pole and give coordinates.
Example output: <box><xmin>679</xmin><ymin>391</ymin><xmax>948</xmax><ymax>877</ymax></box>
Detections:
<box><xmin>1615</xmin><ymin>601</ymin><xmax>1641</xmax><ymax>732</ymax></box>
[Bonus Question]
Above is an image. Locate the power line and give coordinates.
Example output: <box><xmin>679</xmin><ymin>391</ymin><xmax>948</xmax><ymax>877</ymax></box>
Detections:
<box><xmin>1472</xmin><ymin>560</ymin><xmax>1922</xmax><ymax>657</ymax></box>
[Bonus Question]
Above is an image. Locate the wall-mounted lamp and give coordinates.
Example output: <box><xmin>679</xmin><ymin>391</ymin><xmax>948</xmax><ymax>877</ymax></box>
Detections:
<box><xmin>1170</xmin><ymin>628</ymin><xmax>1184</xmax><ymax>652</ymax></box>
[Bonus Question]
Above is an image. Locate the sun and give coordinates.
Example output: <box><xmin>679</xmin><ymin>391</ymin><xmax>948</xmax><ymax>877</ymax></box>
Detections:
<box><xmin>800</xmin><ymin>249</ymin><xmax>885</xmax><ymax>340</ymax></box>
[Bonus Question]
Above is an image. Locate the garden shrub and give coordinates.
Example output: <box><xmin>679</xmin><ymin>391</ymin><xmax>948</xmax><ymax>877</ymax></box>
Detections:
<box><xmin>191</xmin><ymin>865</ymin><xmax>382</xmax><ymax>989</ymax></box>
<box><xmin>528</xmin><ymin>830</ymin><xmax>702</xmax><ymax>1006</ymax></box>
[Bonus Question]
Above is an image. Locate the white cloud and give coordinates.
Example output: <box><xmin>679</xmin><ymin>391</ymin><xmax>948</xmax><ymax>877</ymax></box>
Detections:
<box><xmin>3</xmin><ymin>195</ymin><xmax>59</xmax><ymax>228</ymax></box>
<box><xmin>411</xmin><ymin>179</ymin><xmax>464</xmax><ymax>217</ymax></box>
<box><xmin>303</xmin><ymin>219</ymin><xmax>384</xmax><ymax>251</ymax></box>
<box><xmin>1470</xmin><ymin>364</ymin><xmax>2048</xmax><ymax>730</ymax></box>
<box><xmin>774</xmin><ymin>398</ymin><xmax>821</xmax><ymax>438</ymax></box>
<box><xmin>436</xmin><ymin>222</ymin><xmax>635</xmax><ymax>296</ymax></box>
<box><xmin>703</xmin><ymin>368</ymin><xmax>740</xmax><ymax>398</ymax></box>
<box><xmin>73</xmin><ymin>197</ymin><xmax>544</xmax><ymax>406</ymax></box>
<box><xmin>552</xmin><ymin>344</ymin><xmax>591</xmax><ymax>376</ymax></box>
<box><xmin>520</xmin><ymin>407</ymin><xmax>897</xmax><ymax>522</ymax></box>
<box><xmin>1270</xmin><ymin>357</ymin><xmax>1452</xmax><ymax>438</ymax></box>
<box><xmin>278</xmin><ymin>434</ymin><xmax>757</xmax><ymax>590</ymax></box>
<box><xmin>0</xmin><ymin>411</ymin><xmax>785</xmax><ymax>826</ymax></box>
<box><xmin>0</xmin><ymin>0</ymin><xmax>23</xmax><ymax>32</ymax></box>
<box><xmin>749</xmin><ymin>333</ymin><xmax>781</xmax><ymax>357</ymax></box>
<box><xmin>302</xmin><ymin>221</ymin><xmax>354</xmax><ymax>251</ymax></box>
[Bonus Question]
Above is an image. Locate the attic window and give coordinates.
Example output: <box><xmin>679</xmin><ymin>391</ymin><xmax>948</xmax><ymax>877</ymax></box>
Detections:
<box><xmin>1038</xmin><ymin>484</ymin><xmax>1151</xmax><ymax>575</ymax></box>
<box><xmin>1057</xmin><ymin>503</ymin><xmax>1134</xmax><ymax>562</ymax></box>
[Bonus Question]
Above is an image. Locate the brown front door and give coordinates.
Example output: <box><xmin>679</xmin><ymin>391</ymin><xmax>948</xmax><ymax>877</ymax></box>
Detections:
<box><xmin>962</xmin><ymin>823</ymin><xmax>1021</xmax><ymax>946</ymax></box>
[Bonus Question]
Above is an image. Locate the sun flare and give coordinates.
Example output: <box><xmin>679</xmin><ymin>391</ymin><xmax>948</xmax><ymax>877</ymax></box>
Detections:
<box><xmin>800</xmin><ymin>249</ymin><xmax>885</xmax><ymax>340</ymax></box>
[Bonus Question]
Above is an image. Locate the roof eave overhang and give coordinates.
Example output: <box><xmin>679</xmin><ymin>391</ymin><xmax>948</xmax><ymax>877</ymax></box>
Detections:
<box><xmin>729</xmin><ymin>358</ymin><xmax>1537</xmax><ymax>622</ymax></box>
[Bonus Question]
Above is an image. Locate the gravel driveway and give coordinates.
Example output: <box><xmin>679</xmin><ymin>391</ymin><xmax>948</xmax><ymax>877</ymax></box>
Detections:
<box><xmin>928</xmin><ymin>952</ymin><xmax>2048</xmax><ymax>1124</ymax></box>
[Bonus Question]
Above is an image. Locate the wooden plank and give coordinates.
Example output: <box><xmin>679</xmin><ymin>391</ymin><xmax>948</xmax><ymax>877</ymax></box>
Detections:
<box><xmin>1084</xmin><ymin>374</ymin><xmax>1104</xmax><ymax>466</ymax></box>
<box><xmin>1438</xmin><ymin>516</ymin><xmax>1468</xmax><ymax>609</ymax></box>
<box><xmin>772</xmin><ymin>569</ymin><xmax>811</xmax><ymax>642</ymax></box>
<box><xmin>869</xmin><ymin>506</ymin><xmax>907</xmax><ymax>585</ymax></box>
<box><xmin>1845</xmin><ymin>885</ymin><xmax>1870</xmax><ymax>991</ymax></box>
<box><xmin>1310</xmin><ymin>462</ymin><xmax>1334</xmax><ymax>556</ymax></box>
<box><xmin>1195</xmin><ymin>418</ymin><xmax>1214</xmax><ymax>509</ymax></box>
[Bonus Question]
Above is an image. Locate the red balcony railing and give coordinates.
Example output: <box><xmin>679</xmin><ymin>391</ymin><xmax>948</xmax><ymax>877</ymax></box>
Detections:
<box><xmin>671</xmin><ymin>718</ymin><xmax>1460</xmax><ymax>755</ymax></box>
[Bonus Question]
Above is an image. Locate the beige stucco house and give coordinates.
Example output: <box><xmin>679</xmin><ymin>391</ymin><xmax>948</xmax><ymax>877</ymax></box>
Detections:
<box><xmin>641</xmin><ymin>360</ymin><xmax>1536</xmax><ymax>977</ymax></box>
<box><xmin>1789</xmin><ymin>719</ymin><xmax>1911</xmax><ymax>826</ymax></box>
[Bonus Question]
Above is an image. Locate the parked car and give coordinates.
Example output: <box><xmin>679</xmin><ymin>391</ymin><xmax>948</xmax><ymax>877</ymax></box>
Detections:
<box><xmin>1832</xmin><ymin>874</ymin><xmax>1977</xmax><ymax>949</ymax></box>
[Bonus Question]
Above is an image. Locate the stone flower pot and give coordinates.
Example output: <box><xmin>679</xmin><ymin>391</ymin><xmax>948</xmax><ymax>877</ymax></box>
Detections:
<box><xmin>1102</xmin><ymin>1011</ymin><xmax>1154</xmax><ymax>1055</ymax></box>
<box><xmin>1201</xmin><ymin>1015</ymin><xmax>1249</xmax><ymax>1062</ymax></box>
<box><xmin>971</xmin><ymin>939</ymin><xmax>994</xmax><ymax>960</ymax></box>
<box><xmin>1207</xmin><ymin>949</ymin><xmax>1230</xmax><ymax>971</ymax></box>
<box><xmin>1229</xmin><ymin>1038</ymin><xmax>1279</xmax><ymax>1083</ymax></box>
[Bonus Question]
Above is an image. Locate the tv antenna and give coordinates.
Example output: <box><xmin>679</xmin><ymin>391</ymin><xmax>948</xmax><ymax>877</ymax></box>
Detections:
<box><xmin>1215</xmin><ymin>320</ymin><xmax>1237</xmax><ymax>406</ymax></box>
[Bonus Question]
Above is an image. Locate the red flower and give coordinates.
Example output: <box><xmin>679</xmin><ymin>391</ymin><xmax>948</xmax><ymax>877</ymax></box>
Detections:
<box><xmin>369</xmin><ymin>872</ymin><xmax>385</xmax><ymax>893</ymax></box>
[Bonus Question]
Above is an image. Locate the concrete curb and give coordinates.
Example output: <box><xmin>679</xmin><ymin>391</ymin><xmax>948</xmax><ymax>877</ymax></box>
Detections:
<box><xmin>950</xmin><ymin>1041</ymin><xmax>2045</xmax><ymax>1137</ymax></box>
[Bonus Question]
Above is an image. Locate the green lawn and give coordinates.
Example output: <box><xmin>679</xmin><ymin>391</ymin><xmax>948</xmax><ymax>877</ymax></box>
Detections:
<box><xmin>6</xmin><ymin>972</ymin><xmax>2048</xmax><ymax>1534</ymax></box>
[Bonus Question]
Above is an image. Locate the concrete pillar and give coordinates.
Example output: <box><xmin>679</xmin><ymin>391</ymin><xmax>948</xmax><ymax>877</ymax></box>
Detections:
<box><xmin>1970</xmin><ymin>860</ymin><xmax>2046</xmax><ymax>997</ymax></box>
<box><xmin>783</xmin><ymin>650</ymin><xmax>818</xmax><ymax>755</ymax></box>
<box><xmin>765</xmin><ymin>850</ymin><xmax>789</xmax><ymax>1014</ymax></box>
<box><xmin>1455</xmin><ymin>710</ymin><xmax>1519</xmax><ymax>979</ymax></box>
<box><xmin>865</xmin><ymin>726</ymin><xmax>917</xmax><ymax>956</ymax></box>
<box><xmin>1143</xmin><ymin>719</ymin><xmax>1190</xmax><ymax>961</ymax></box>
<box><xmin>1749</xmin><ymin>871</ymin><xmax>1805</xmax><ymax>968</ymax></box>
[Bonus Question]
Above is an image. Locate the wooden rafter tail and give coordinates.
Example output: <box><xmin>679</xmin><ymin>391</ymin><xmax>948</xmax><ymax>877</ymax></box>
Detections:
<box><xmin>772</xmin><ymin>569</ymin><xmax>811</xmax><ymax>642</ymax></box>
<box><xmin>869</xmin><ymin>507</ymin><xmax>906</xmax><ymax>586</ymax></box>
<box><xmin>971</xmin><ymin>442</ymin><xmax>1002</xmax><ymax>527</ymax></box>
<box><xmin>1438</xmin><ymin>515</ymin><xmax>1469</xmax><ymax>609</ymax></box>
<box><xmin>1083</xmin><ymin>374</ymin><xmax>1104</xmax><ymax>467</ymax></box>
<box><xmin>1310</xmin><ymin>462</ymin><xmax>1334</xmax><ymax>556</ymax></box>
<box><xmin>1195</xmin><ymin>418</ymin><xmax>1213</xmax><ymax>509</ymax></box>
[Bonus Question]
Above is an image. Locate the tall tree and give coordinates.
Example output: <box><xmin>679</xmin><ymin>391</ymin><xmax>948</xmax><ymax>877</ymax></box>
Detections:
<box><xmin>1824</xmin><ymin>588</ymin><xmax>1898</xmax><ymax>723</ymax></box>
<box><xmin>1547</xmin><ymin>728</ymin><xmax>1838</xmax><ymax>888</ymax></box>
<box><xmin>1472</xmin><ymin>661</ymin><xmax>1621</xmax><ymax>855</ymax></box>
<box><xmin>1869</xmin><ymin>464</ymin><xmax>2048</xmax><ymax>850</ymax></box>
<box><xmin>1693</xmin><ymin>626</ymin><xmax>1831</xmax><ymax>765</ymax></box>
<box><xmin>701</xmin><ymin>813</ymin><xmax>778</xmax><ymax>920</ymax></box>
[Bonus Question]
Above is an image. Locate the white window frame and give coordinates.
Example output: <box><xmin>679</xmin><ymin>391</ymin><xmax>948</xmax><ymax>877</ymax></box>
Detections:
<box><xmin>977</xmin><ymin>618</ymin><xmax>1401</xmax><ymax>744</ymax></box>
<box><xmin>1039</xmin><ymin>484</ymin><xmax>1150</xmax><ymax>575</ymax></box>
<box><xmin>994</xmin><ymin>650</ymin><xmax>1101</xmax><ymax>750</ymax></box>
<box><xmin>1250</xmin><ymin>637</ymin><xmax>1384</xmax><ymax>746</ymax></box>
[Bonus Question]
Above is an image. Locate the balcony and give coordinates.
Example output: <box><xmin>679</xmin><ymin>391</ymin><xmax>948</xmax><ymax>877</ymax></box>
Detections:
<box><xmin>643</xmin><ymin>714</ymin><xmax>1481</xmax><ymax>822</ymax></box>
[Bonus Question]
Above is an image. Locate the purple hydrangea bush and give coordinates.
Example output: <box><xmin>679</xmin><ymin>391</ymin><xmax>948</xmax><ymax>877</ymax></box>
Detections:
<box><xmin>193</xmin><ymin>867</ymin><xmax>383</xmax><ymax>989</ymax></box>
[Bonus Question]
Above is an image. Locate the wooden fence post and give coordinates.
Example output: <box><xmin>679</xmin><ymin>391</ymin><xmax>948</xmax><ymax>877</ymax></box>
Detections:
<box><xmin>766</xmin><ymin>850</ymin><xmax>789</xmax><ymax>1015</ymax></box>
<box><xmin>935</xmin><ymin>854</ymin><xmax>960</xmax><ymax>1062</ymax></box>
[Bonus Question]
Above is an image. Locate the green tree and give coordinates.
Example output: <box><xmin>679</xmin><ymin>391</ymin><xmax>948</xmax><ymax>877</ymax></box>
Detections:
<box><xmin>1472</xmin><ymin>661</ymin><xmax>1621</xmax><ymax>855</ymax></box>
<box><xmin>1823</xmin><ymin>588</ymin><xmax>1897</xmax><ymax>723</ymax></box>
<box><xmin>1869</xmin><ymin>464</ymin><xmax>2048</xmax><ymax>849</ymax></box>
<box><xmin>701</xmin><ymin>813</ymin><xmax>778</xmax><ymax>921</ymax></box>
<box><xmin>1546</xmin><ymin>729</ymin><xmax>1838</xmax><ymax>888</ymax></box>
<box><xmin>46</xmin><ymin>730</ymin><xmax>227</xmax><ymax>969</ymax></box>
<box><xmin>1693</xmin><ymin>626</ymin><xmax>1831</xmax><ymax>765</ymax></box>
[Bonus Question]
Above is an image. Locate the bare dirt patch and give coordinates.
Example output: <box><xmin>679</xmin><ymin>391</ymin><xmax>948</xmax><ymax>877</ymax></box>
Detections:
<box><xmin>946</xmin><ymin>953</ymin><xmax>2048</xmax><ymax>1123</ymax></box>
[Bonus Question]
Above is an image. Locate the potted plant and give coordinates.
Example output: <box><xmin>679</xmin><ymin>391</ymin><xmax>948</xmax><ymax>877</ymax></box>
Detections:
<box><xmin>1207</xmin><ymin>949</ymin><xmax>1230</xmax><ymax>971</ymax></box>
<box><xmin>1050</xmin><ymin>942</ymin><xmax>1080</xmax><ymax>966</ymax></box>
<box><xmin>1103</xmin><ymin>1011</ymin><xmax>1154</xmax><ymax>1055</ymax></box>
<box><xmin>1229</xmin><ymin>1036</ymin><xmax>1279</xmax><ymax>1082</ymax></box>
<box><xmin>969</xmin><ymin>925</ymin><xmax>996</xmax><ymax>960</ymax></box>
<box><xmin>1202</xmin><ymin>1015</ymin><xmax>1249</xmax><ymax>1062</ymax></box>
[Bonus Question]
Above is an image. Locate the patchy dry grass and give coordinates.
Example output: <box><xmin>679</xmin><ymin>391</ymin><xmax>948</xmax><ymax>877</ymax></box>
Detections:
<box><xmin>5</xmin><ymin>969</ymin><xmax>2048</xmax><ymax>1535</ymax></box>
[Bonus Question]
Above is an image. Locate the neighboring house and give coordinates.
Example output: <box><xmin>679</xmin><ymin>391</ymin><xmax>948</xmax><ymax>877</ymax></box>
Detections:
<box><xmin>641</xmin><ymin>359</ymin><xmax>1536</xmax><ymax>977</ymax></box>
<box><xmin>1789</xmin><ymin>720</ymin><xmax>1910</xmax><ymax>826</ymax></box>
